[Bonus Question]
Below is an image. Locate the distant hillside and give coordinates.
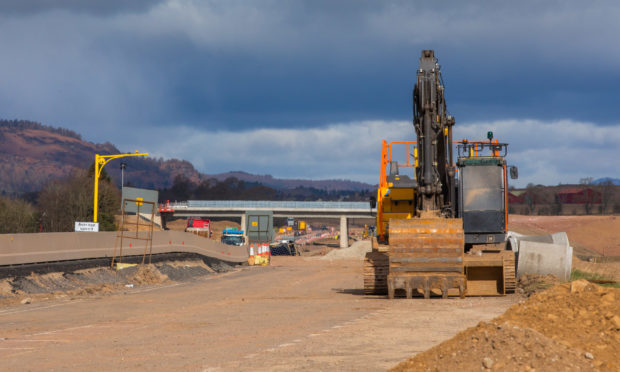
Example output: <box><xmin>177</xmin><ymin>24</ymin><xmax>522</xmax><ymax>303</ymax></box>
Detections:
<box><xmin>0</xmin><ymin>120</ymin><xmax>374</xmax><ymax>194</ymax></box>
<box><xmin>593</xmin><ymin>177</ymin><xmax>620</xmax><ymax>186</ymax></box>
<box><xmin>204</xmin><ymin>171</ymin><xmax>372</xmax><ymax>192</ymax></box>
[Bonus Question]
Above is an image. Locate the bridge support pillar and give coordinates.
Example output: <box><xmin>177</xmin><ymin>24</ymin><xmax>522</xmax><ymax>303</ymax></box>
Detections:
<box><xmin>340</xmin><ymin>215</ymin><xmax>348</xmax><ymax>248</ymax></box>
<box><xmin>240</xmin><ymin>214</ymin><xmax>247</xmax><ymax>241</ymax></box>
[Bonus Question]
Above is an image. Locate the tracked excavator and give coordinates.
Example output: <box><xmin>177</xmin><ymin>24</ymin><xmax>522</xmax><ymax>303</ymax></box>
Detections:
<box><xmin>364</xmin><ymin>50</ymin><xmax>570</xmax><ymax>298</ymax></box>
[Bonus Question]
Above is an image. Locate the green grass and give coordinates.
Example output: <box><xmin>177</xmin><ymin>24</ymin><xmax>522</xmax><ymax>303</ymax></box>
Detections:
<box><xmin>571</xmin><ymin>269</ymin><xmax>620</xmax><ymax>288</ymax></box>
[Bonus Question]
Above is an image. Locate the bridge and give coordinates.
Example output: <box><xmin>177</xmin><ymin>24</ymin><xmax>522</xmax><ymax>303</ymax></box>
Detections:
<box><xmin>158</xmin><ymin>200</ymin><xmax>376</xmax><ymax>248</ymax></box>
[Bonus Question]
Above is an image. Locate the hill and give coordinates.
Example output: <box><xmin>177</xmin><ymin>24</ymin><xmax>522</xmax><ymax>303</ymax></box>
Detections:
<box><xmin>204</xmin><ymin>171</ymin><xmax>372</xmax><ymax>192</ymax></box>
<box><xmin>0</xmin><ymin>120</ymin><xmax>374</xmax><ymax>195</ymax></box>
<box><xmin>593</xmin><ymin>177</ymin><xmax>620</xmax><ymax>186</ymax></box>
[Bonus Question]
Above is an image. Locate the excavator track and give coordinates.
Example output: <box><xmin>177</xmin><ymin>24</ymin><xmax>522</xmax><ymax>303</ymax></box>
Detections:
<box><xmin>386</xmin><ymin>218</ymin><xmax>466</xmax><ymax>299</ymax></box>
<box><xmin>463</xmin><ymin>249</ymin><xmax>517</xmax><ymax>296</ymax></box>
<box><xmin>363</xmin><ymin>251</ymin><xmax>388</xmax><ymax>295</ymax></box>
<box><xmin>501</xmin><ymin>250</ymin><xmax>517</xmax><ymax>293</ymax></box>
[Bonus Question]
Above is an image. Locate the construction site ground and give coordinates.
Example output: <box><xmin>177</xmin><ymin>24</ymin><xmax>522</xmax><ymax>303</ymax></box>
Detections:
<box><xmin>1</xmin><ymin>214</ymin><xmax>618</xmax><ymax>370</ymax></box>
<box><xmin>0</xmin><ymin>256</ymin><xmax>518</xmax><ymax>371</ymax></box>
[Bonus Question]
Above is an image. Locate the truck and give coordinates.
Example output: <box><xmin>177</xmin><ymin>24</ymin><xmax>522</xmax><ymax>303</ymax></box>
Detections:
<box><xmin>220</xmin><ymin>228</ymin><xmax>245</xmax><ymax>246</ymax></box>
<box><xmin>185</xmin><ymin>218</ymin><xmax>211</xmax><ymax>237</ymax></box>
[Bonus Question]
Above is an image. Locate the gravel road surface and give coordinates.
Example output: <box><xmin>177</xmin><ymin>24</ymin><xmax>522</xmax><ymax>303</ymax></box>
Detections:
<box><xmin>0</xmin><ymin>256</ymin><xmax>518</xmax><ymax>371</ymax></box>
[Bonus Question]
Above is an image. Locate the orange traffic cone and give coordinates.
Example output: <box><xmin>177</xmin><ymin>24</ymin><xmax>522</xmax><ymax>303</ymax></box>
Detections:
<box><xmin>254</xmin><ymin>244</ymin><xmax>261</xmax><ymax>265</ymax></box>
<box><xmin>248</xmin><ymin>244</ymin><xmax>255</xmax><ymax>266</ymax></box>
<box><xmin>259</xmin><ymin>243</ymin><xmax>265</xmax><ymax>266</ymax></box>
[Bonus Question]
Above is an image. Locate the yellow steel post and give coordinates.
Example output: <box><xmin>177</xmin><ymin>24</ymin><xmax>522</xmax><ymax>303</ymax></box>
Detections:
<box><xmin>93</xmin><ymin>152</ymin><xmax>148</xmax><ymax>223</ymax></box>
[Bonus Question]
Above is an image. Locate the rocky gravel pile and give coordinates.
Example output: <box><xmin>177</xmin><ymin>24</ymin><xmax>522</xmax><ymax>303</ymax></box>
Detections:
<box><xmin>0</xmin><ymin>259</ymin><xmax>231</xmax><ymax>306</ymax></box>
<box><xmin>391</xmin><ymin>279</ymin><xmax>619</xmax><ymax>371</ymax></box>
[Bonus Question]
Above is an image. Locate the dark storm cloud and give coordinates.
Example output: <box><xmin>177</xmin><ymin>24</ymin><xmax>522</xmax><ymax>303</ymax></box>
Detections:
<box><xmin>0</xmin><ymin>1</ymin><xmax>618</xmax><ymax>184</ymax></box>
<box><xmin>0</xmin><ymin>0</ymin><xmax>163</xmax><ymax>16</ymax></box>
<box><xmin>2</xmin><ymin>0</ymin><xmax>619</xmax><ymax>131</ymax></box>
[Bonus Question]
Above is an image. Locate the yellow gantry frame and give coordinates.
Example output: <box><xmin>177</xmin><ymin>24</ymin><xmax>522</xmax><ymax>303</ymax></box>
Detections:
<box><xmin>93</xmin><ymin>152</ymin><xmax>148</xmax><ymax>223</ymax></box>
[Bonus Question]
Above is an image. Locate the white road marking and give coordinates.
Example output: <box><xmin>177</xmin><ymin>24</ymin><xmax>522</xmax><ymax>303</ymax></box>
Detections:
<box><xmin>0</xmin><ymin>300</ymin><xmax>85</xmax><ymax>317</ymax></box>
<box><xmin>1</xmin><ymin>339</ymin><xmax>67</xmax><ymax>343</ymax></box>
<box><xmin>32</xmin><ymin>324</ymin><xmax>94</xmax><ymax>336</ymax></box>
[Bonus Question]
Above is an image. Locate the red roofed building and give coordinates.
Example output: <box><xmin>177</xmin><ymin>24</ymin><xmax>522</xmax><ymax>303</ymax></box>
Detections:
<box><xmin>556</xmin><ymin>188</ymin><xmax>601</xmax><ymax>204</ymax></box>
<box><xmin>508</xmin><ymin>190</ymin><xmax>527</xmax><ymax>204</ymax></box>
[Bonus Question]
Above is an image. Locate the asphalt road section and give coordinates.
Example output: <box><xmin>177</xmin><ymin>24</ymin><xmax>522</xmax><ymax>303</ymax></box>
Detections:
<box><xmin>0</xmin><ymin>257</ymin><xmax>518</xmax><ymax>371</ymax></box>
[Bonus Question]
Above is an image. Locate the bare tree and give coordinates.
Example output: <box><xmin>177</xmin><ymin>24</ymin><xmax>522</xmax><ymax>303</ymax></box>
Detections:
<box><xmin>0</xmin><ymin>197</ymin><xmax>37</xmax><ymax>233</ymax></box>
<box><xmin>600</xmin><ymin>181</ymin><xmax>616</xmax><ymax>214</ymax></box>
<box><xmin>39</xmin><ymin>170</ymin><xmax>120</xmax><ymax>232</ymax></box>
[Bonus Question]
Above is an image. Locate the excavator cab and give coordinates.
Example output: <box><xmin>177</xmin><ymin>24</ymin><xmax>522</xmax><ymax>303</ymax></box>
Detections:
<box><xmin>457</xmin><ymin>139</ymin><xmax>510</xmax><ymax>247</ymax></box>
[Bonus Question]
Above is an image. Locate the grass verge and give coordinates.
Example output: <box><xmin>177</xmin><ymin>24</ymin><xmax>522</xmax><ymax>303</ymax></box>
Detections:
<box><xmin>571</xmin><ymin>269</ymin><xmax>620</xmax><ymax>288</ymax></box>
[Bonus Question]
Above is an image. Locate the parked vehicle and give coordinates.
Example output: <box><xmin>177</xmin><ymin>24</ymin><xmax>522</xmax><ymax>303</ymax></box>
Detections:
<box><xmin>220</xmin><ymin>228</ymin><xmax>245</xmax><ymax>246</ymax></box>
<box><xmin>185</xmin><ymin>218</ymin><xmax>211</xmax><ymax>237</ymax></box>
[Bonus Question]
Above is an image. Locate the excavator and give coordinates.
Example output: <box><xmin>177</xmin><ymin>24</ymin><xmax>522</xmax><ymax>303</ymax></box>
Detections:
<box><xmin>365</xmin><ymin>50</ymin><xmax>570</xmax><ymax>298</ymax></box>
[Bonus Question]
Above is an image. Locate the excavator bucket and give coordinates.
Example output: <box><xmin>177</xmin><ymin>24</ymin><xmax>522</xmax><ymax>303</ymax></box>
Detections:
<box><xmin>386</xmin><ymin>218</ymin><xmax>466</xmax><ymax>299</ymax></box>
<box><xmin>363</xmin><ymin>218</ymin><xmax>519</xmax><ymax>298</ymax></box>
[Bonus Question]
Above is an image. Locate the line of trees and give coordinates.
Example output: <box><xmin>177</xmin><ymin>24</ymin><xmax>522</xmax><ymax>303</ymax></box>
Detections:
<box><xmin>0</xmin><ymin>167</ymin><xmax>119</xmax><ymax>234</ymax></box>
<box><xmin>159</xmin><ymin>175</ymin><xmax>372</xmax><ymax>202</ymax></box>
<box><xmin>509</xmin><ymin>181</ymin><xmax>619</xmax><ymax>215</ymax></box>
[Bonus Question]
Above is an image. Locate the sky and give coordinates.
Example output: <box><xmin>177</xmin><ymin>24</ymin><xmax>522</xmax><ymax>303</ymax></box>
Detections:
<box><xmin>0</xmin><ymin>0</ymin><xmax>618</xmax><ymax>187</ymax></box>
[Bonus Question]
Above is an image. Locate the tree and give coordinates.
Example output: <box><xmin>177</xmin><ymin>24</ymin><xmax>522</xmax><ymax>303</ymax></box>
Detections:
<box><xmin>0</xmin><ymin>196</ymin><xmax>38</xmax><ymax>233</ymax></box>
<box><xmin>38</xmin><ymin>170</ymin><xmax>120</xmax><ymax>232</ymax></box>
<box><xmin>600</xmin><ymin>181</ymin><xmax>616</xmax><ymax>214</ymax></box>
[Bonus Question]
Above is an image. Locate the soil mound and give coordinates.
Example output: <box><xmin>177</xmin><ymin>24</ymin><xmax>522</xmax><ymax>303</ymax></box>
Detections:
<box><xmin>320</xmin><ymin>240</ymin><xmax>371</xmax><ymax>260</ymax></box>
<box><xmin>517</xmin><ymin>274</ymin><xmax>561</xmax><ymax>297</ymax></box>
<box><xmin>125</xmin><ymin>264</ymin><xmax>169</xmax><ymax>285</ymax></box>
<box><xmin>391</xmin><ymin>320</ymin><xmax>594</xmax><ymax>372</ymax></box>
<box><xmin>498</xmin><ymin>280</ymin><xmax>619</xmax><ymax>371</ymax></box>
<box><xmin>391</xmin><ymin>280</ymin><xmax>619</xmax><ymax>371</ymax></box>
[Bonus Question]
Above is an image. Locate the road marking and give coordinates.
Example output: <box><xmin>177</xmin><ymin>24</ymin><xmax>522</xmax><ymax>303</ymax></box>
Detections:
<box><xmin>130</xmin><ymin>282</ymin><xmax>182</xmax><ymax>294</ymax></box>
<box><xmin>0</xmin><ymin>300</ymin><xmax>85</xmax><ymax>317</ymax></box>
<box><xmin>1</xmin><ymin>339</ymin><xmax>67</xmax><ymax>343</ymax></box>
<box><xmin>32</xmin><ymin>324</ymin><xmax>94</xmax><ymax>336</ymax></box>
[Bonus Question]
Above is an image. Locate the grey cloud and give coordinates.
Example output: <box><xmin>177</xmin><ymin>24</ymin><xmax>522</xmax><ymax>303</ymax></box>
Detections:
<box><xmin>0</xmin><ymin>0</ymin><xmax>163</xmax><ymax>16</ymax></box>
<box><xmin>0</xmin><ymin>0</ymin><xmax>619</xmax><ymax>186</ymax></box>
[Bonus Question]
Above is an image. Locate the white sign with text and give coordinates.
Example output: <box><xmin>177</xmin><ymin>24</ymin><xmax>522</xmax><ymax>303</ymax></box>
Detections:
<box><xmin>75</xmin><ymin>222</ymin><xmax>99</xmax><ymax>232</ymax></box>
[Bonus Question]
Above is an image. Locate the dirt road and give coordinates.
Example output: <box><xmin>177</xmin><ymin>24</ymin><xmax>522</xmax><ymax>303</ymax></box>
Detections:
<box><xmin>509</xmin><ymin>215</ymin><xmax>620</xmax><ymax>256</ymax></box>
<box><xmin>0</xmin><ymin>257</ymin><xmax>517</xmax><ymax>371</ymax></box>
